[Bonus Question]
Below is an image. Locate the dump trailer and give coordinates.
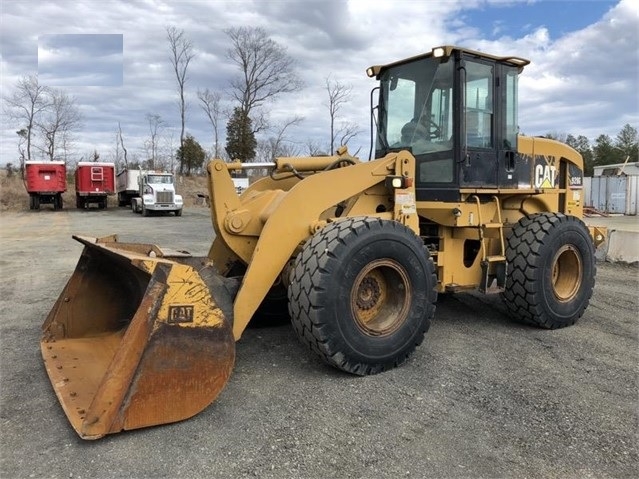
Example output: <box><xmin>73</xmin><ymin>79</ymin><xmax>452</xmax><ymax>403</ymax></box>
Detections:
<box><xmin>116</xmin><ymin>169</ymin><xmax>141</xmax><ymax>207</ymax></box>
<box><xmin>75</xmin><ymin>162</ymin><xmax>116</xmax><ymax>209</ymax></box>
<box><xmin>41</xmin><ymin>46</ymin><xmax>606</xmax><ymax>439</ymax></box>
<box><xmin>25</xmin><ymin>161</ymin><xmax>66</xmax><ymax>210</ymax></box>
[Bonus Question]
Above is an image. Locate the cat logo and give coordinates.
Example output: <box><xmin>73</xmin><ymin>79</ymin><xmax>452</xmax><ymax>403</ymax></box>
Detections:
<box><xmin>535</xmin><ymin>164</ymin><xmax>557</xmax><ymax>189</ymax></box>
<box><xmin>168</xmin><ymin>305</ymin><xmax>195</xmax><ymax>324</ymax></box>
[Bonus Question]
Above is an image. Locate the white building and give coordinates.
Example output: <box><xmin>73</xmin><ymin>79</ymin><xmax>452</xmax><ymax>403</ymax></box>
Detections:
<box><xmin>586</xmin><ymin>161</ymin><xmax>639</xmax><ymax>215</ymax></box>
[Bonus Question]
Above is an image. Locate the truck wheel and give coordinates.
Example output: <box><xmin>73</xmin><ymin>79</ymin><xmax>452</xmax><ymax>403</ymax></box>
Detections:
<box><xmin>29</xmin><ymin>195</ymin><xmax>34</xmax><ymax>210</ymax></box>
<box><xmin>56</xmin><ymin>194</ymin><xmax>63</xmax><ymax>210</ymax></box>
<box><xmin>33</xmin><ymin>196</ymin><xmax>40</xmax><ymax>211</ymax></box>
<box><xmin>502</xmin><ymin>213</ymin><xmax>596</xmax><ymax>329</ymax></box>
<box><xmin>142</xmin><ymin>205</ymin><xmax>149</xmax><ymax>217</ymax></box>
<box><xmin>288</xmin><ymin>217</ymin><xmax>437</xmax><ymax>375</ymax></box>
<box><xmin>175</xmin><ymin>209</ymin><xmax>182</xmax><ymax>217</ymax></box>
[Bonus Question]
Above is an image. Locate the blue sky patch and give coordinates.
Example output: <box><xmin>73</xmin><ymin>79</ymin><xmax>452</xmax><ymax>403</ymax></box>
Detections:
<box><xmin>462</xmin><ymin>0</ymin><xmax>617</xmax><ymax>39</ymax></box>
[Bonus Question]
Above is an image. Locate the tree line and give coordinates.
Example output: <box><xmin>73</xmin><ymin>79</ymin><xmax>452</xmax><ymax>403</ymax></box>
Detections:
<box><xmin>544</xmin><ymin>124</ymin><xmax>638</xmax><ymax>176</ymax></box>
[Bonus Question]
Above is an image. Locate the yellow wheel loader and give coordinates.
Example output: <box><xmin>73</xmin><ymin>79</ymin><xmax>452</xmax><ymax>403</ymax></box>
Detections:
<box><xmin>41</xmin><ymin>46</ymin><xmax>605</xmax><ymax>439</ymax></box>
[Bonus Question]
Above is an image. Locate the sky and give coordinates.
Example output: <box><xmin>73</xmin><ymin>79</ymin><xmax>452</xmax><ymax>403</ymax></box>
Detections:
<box><xmin>0</xmin><ymin>0</ymin><xmax>637</xmax><ymax>167</ymax></box>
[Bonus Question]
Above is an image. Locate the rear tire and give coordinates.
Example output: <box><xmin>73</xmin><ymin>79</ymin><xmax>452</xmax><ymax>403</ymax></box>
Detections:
<box><xmin>288</xmin><ymin>217</ymin><xmax>437</xmax><ymax>375</ymax></box>
<box><xmin>502</xmin><ymin>213</ymin><xmax>595</xmax><ymax>329</ymax></box>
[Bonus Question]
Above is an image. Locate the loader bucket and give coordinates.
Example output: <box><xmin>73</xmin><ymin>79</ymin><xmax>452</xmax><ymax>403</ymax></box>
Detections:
<box><xmin>40</xmin><ymin>235</ymin><xmax>237</xmax><ymax>440</ymax></box>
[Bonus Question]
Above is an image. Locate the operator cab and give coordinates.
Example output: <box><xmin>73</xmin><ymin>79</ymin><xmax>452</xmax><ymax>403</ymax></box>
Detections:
<box><xmin>368</xmin><ymin>46</ymin><xmax>530</xmax><ymax>201</ymax></box>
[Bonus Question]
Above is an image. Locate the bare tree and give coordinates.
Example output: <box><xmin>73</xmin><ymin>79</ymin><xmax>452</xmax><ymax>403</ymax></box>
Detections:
<box><xmin>197</xmin><ymin>88</ymin><xmax>223</xmax><ymax>158</ymax></box>
<box><xmin>225</xmin><ymin>26</ymin><xmax>303</xmax><ymax>132</ymax></box>
<box><xmin>117</xmin><ymin>121</ymin><xmax>129</xmax><ymax>168</ymax></box>
<box><xmin>16</xmin><ymin>129</ymin><xmax>28</xmax><ymax>166</ymax></box>
<box><xmin>304</xmin><ymin>139</ymin><xmax>328</xmax><ymax>156</ymax></box>
<box><xmin>325</xmin><ymin>76</ymin><xmax>353</xmax><ymax>154</ymax></box>
<box><xmin>166</xmin><ymin>26</ymin><xmax>195</xmax><ymax>174</ymax></box>
<box><xmin>337</xmin><ymin>121</ymin><xmax>361</xmax><ymax>155</ymax></box>
<box><xmin>256</xmin><ymin>116</ymin><xmax>304</xmax><ymax>161</ymax></box>
<box><xmin>36</xmin><ymin>88</ymin><xmax>82</xmax><ymax>162</ymax></box>
<box><xmin>3</xmin><ymin>75</ymin><xmax>50</xmax><ymax>164</ymax></box>
<box><xmin>162</xmin><ymin>128</ymin><xmax>177</xmax><ymax>172</ymax></box>
<box><xmin>145</xmin><ymin>113</ymin><xmax>165</xmax><ymax>169</ymax></box>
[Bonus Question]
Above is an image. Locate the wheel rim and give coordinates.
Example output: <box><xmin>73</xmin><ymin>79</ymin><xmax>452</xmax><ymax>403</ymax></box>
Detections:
<box><xmin>551</xmin><ymin>245</ymin><xmax>583</xmax><ymax>302</ymax></box>
<box><xmin>350</xmin><ymin>259</ymin><xmax>411</xmax><ymax>336</ymax></box>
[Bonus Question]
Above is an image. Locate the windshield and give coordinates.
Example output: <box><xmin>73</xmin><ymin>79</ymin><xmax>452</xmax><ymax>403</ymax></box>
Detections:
<box><xmin>376</xmin><ymin>57</ymin><xmax>454</xmax><ymax>157</ymax></box>
<box><xmin>147</xmin><ymin>174</ymin><xmax>173</xmax><ymax>184</ymax></box>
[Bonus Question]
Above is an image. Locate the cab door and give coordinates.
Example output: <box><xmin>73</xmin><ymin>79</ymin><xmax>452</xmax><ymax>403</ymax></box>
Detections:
<box><xmin>458</xmin><ymin>58</ymin><xmax>521</xmax><ymax>189</ymax></box>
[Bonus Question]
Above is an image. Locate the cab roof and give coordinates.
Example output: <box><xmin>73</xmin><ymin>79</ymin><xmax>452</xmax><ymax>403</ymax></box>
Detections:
<box><xmin>366</xmin><ymin>45</ymin><xmax>530</xmax><ymax>79</ymax></box>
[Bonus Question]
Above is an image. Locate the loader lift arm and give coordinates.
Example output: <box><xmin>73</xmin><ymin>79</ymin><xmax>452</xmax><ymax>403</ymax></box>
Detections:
<box><xmin>206</xmin><ymin>150</ymin><xmax>419</xmax><ymax>339</ymax></box>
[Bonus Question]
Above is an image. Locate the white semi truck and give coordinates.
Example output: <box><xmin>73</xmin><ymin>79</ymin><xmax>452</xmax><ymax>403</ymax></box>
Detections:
<box><xmin>130</xmin><ymin>170</ymin><xmax>183</xmax><ymax>216</ymax></box>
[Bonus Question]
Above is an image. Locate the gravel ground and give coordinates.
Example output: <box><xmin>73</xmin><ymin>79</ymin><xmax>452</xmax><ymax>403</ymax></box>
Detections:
<box><xmin>1</xmin><ymin>207</ymin><xmax>637</xmax><ymax>479</ymax></box>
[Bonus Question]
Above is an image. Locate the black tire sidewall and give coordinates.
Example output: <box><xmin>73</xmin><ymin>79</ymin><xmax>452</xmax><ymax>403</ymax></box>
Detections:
<box><xmin>317</xmin><ymin>225</ymin><xmax>430</xmax><ymax>365</ymax></box>
<box><xmin>504</xmin><ymin>213</ymin><xmax>596</xmax><ymax>328</ymax></box>
<box><xmin>537</xmin><ymin>219</ymin><xmax>595</xmax><ymax>322</ymax></box>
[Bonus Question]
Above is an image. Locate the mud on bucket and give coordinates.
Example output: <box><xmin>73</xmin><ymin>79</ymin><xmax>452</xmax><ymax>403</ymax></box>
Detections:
<box><xmin>40</xmin><ymin>235</ymin><xmax>236</xmax><ymax>440</ymax></box>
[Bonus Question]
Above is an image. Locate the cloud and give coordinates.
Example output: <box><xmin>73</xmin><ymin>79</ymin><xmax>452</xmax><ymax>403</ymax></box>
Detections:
<box><xmin>0</xmin><ymin>0</ymin><xmax>636</xmax><ymax>166</ymax></box>
<box><xmin>38</xmin><ymin>34</ymin><xmax>123</xmax><ymax>86</ymax></box>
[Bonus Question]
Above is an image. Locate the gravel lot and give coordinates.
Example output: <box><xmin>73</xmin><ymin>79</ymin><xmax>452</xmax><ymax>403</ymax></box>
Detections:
<box><xmin>1</xmin><ymin>207</ymin><xmax>637</xmax><ymax>479</ymax></box>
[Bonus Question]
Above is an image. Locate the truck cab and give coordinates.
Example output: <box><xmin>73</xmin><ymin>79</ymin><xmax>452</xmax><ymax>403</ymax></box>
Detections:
<box><xmin>131</xmin><ymin>171</ymin><xmax>183</xmax><ymax>216</ymax></box>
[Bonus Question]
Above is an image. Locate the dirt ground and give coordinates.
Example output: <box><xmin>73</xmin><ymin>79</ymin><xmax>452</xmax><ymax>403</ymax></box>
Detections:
<box><xmin>0</xmin><ymin>207</ymin><xmax>637</xmax><ymax>479</ymax></box>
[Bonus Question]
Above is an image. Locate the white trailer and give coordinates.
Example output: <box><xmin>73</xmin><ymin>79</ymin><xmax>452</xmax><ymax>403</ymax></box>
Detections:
<box><xmin>116</xmin><ymin>169</ymin><xmax>141</xmax><ymax>207</ymax></box>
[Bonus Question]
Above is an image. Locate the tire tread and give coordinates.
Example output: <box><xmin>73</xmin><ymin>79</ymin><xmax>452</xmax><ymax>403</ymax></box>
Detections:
<box><xmin>288</xmin><ymin>217</ymin><xmax>437</xmax><ymax>375</ymax></box>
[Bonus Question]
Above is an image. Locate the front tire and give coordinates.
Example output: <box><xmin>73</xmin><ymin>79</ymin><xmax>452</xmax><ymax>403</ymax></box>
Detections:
<box><xmin>288</xmin><ymin>217</ymin><xmax>437</xmax><ymax>375</ymax></box>
<box><xmin>502</xmin><ymin>213</ymin><xmax>595</xmax><ymax>329</ymax></box>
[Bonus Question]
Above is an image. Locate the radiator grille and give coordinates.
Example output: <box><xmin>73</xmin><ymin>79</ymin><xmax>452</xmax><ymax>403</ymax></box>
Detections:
<box><xmin>156</xmin><ymin>191</ymin><xmax>174</xmax><ymax>203</ymax></box>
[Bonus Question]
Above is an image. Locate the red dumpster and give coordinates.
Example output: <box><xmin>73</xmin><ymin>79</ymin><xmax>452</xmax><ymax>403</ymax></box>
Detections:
<box><xmin>25</xmin><ymin>161</ymin><xmax>67</xmax><ymax>210</ymax></box>
<box><xmin>74</xmin><ymin>162</ymin><xmax>116</xmax><ymax>209</ymax></box>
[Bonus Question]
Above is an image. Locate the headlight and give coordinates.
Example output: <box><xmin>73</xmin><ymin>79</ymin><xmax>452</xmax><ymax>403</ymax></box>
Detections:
<box><xmin>432</xmin><ymin>47</ymin><xmax>446</xmax><ymax>58</ymax></box>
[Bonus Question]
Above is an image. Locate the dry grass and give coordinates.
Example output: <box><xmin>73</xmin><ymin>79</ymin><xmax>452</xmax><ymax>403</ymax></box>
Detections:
<box><xmin>0</xmin><ymin>169</ymin><xmax>45</xmax><ymax>211</ymax></box>
<box><xmin>0</xmin><ymin>169</ymin><xmax>210</xmax><ymax>211</ymax></box>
